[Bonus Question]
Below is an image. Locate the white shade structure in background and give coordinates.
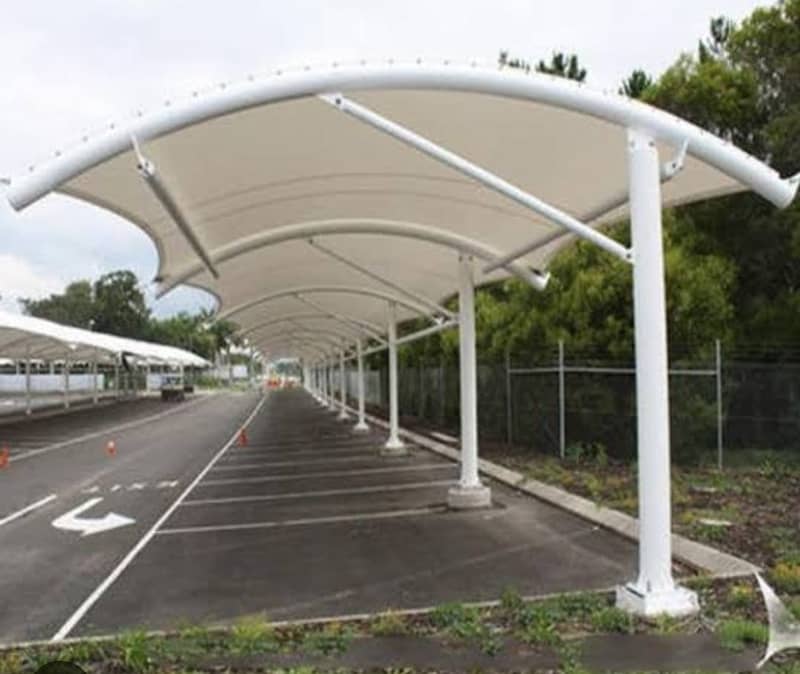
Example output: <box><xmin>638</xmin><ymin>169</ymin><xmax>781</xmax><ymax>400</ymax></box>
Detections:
<box><xmin>5</xmin><ymin>59</ymin><xmax>798</xmax><ymax>617</ymax></box>
<box><xmin>0</xmin><ymin>310</ymin><xmax>209</xmax><ymax>367</ymax></box>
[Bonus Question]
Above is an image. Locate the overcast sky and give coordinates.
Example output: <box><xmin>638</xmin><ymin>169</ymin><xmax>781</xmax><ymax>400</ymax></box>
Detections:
<box><xmin>0</xmin><ymin>0</ymin><xmax>770</xmax><ymax>317</ymax></box>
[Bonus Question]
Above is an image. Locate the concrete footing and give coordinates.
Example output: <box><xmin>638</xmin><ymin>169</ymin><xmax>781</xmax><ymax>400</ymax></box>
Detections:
<box><xmin>353</xmin><ymin>421</ymin><xmax>370</xmax><ymax>433</ymax></box>
<box><xmin>615</xmin><ymin>583</ymin><xmax>699</xmax><ymax>618</ymax></box>
<box><xmin>447</xmin><ymin>484</ymin><xmax>492</xmax><ymax>510</ymax></box>
<box><xmin>380</xmin><ymin>440</ymin><xmax>408</xmax><ymax>457</ymax></box>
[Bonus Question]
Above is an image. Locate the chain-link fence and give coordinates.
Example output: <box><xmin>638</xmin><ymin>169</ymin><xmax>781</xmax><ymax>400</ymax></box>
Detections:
<box><xmin>339</xmin><ymin>340</ymin><xmax>800</xmax><ymax>467</ymax></box>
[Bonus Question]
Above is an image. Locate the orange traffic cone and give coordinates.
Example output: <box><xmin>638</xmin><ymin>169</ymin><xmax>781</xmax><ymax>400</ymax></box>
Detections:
<box><xmin>0</xmin><ymin>445</ymin><xmax>9</xmax><ymax>469</ymax></box>
<box><xmin>238</xmin><ymin>428</ymin><xmax>248</xmax><ymax>447</ymax></box>
<box><xmin>106</xmin><ymin>440</ymin><xmax>117</xmax><ymax>456</ymax></box>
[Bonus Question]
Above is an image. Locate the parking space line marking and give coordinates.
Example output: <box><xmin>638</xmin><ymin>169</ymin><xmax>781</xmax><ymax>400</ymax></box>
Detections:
<box><xmin>0</xmin><ymin>494</ymin><xmax>57</xmax><ymax>528</ymax></box>
<box><xmin>229</xmin><ymin>438</ymin><xmax>375</xmax><ymax>450</ymax></box>
<box><xmin>10</xmin><ymin>395</ymin><xmax>212</xmax><ymax>463</ymax></box>
<box><xmin>50</xmin><ymin>394</ymin><xmax>267</xmax><ymax>642</ymax></box>
<box><xmin>218</xmin><ymin>446</ymin><xmax>376</xmax><ymax>461</ymax></box>
<box><xmin>199</xmin><ymin>463</ymin><xmax>455</xmax><ymax>486</ymax></box>
<box><xmin>210</xmin><ymin>455</ymin><xmax>393</xmax><ymax>470</ymax></box>
<box><xmin>181</xmin><ymin>480</ymin><xmax>454</xmax><ymax>506</ymax></box>
<box><xmin>156</xmin><ymin>505</ymin><xmax>446</xmax><ymax>535</ymax></box>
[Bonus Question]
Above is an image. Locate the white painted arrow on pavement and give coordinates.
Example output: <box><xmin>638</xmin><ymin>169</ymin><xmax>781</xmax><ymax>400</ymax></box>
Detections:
<box><xmin>52</xmin><ymin>498</ymin><xmax>135</xmax><ymax>537</ymax></box>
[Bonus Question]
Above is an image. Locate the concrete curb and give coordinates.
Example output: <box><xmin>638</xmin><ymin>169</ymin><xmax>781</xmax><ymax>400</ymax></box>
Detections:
<box><xmin>352</xmin><ymin>406</ymin><xmax>759</xmax><ymax>579</ymax></box>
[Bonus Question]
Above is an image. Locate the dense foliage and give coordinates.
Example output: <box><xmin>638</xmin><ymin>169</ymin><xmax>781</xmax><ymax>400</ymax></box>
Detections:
<box><xmin>404</xmin><ymin>3</ymin><xmax>800</xmax><ymax>367</ymax></box>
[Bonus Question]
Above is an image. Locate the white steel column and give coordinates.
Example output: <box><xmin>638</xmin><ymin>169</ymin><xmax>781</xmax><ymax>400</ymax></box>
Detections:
<box><xmin>354</xmin><ymin>337</ymin><xmax>369</xmax><ymax>432</ymax></box>
<box><xmin>337</xmin><ymin>349</ymin><xmax>350</xmax><ymax>420</ymax></box>
<box><xmin>382</xmin><ymin>302</ymin><xmax>406</xmax><ymax>455</ymax></box>
<box><xmin>25</xmin><ymin>344</ymin><xmax>32</xmax><ymax>416</ymax></box>
<box><xmin>92</xmin><ymin>349</ymin><xmax>99</xmax><ymax>404</ymax></box>
<box><xmin>323</xmin><ymin>361</ymin><xmax>332</xmax><ymax>408</ymax></box>
<box><xmin>616</xmin><ymin>129</ymin><xmax>698</xmax><ymax>617</ymax></box>
<box><xmin>63</xmin><ymin>354</ymin><xmax>70</xmax><ymax>409</ymax></box>
<box><xmin>448</xmin><ymin>255</ymin><xmax>491</xmax><ymax>509</ymax></box>
<box><xmin>314</xmin><ymin>365</ymin><xmax>323</xmax><ymax>403</ymax></box>
<box><xmin>115</xmin><ymin>361</ymin><xmax>121</xmax><ymax>399</ymax></box>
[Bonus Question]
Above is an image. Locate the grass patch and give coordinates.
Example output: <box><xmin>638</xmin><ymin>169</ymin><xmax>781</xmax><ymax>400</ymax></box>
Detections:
<box><xmin>772</xmin><ymin>562</ymin><xmax>800</xmax><ymax>594</ymax></box>
<box><xmin>428</xmin><ymin>602</ymin><xmax>501</xmax><ymax>655</ymax></box>
<box><xmin>590</xmin><ymin>607</ymin><xmax>634</xmax><ymax>634</ymax></box>
<box><xmin>717</xmin><ymin>618</ymin><xmax>768</xmax><ymax>651</ymax></box>
<box><xmin>727</xmin><ymin>583</ymin><xmax>757</xmax><ymax>609</ymax></box>
<box><xmin>369</xmin><ymin>611</ymin><xmax>408</xmax><ymax>637</ymax></box>
<box><xmin>302</xmin><ymin>621</ymin><xmax>352</xmax><ymax>655</ymax></box>
<box><xmin>229</xmin><ymin>615</ymin><xmax>278</xmax><ymax>655</ymax></box>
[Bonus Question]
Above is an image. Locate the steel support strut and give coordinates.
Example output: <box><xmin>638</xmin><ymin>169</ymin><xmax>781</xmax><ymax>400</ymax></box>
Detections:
<box><xmin>615</xmin><ymin>129</ymin><xmax>698</xmax><ymax>617</ymax></box>
<box><xmin>382</xmin><ymin>302</ymin><xmax>406</xmax><ymax>455</ymax></box>
<box><xmin>337</xmin><ymin>349</ymin><xmax>350</xmax><ymax>420</ymax></box>
<box><xmin>354</xmin><ymin>338</ymin><xmax>369</xmax><ymax>432</ymax></box>
<box><xmin>320</xmin><ymin>93</ymin><xmax>629</xmax><ymax>265</ymax></box>
<box><xmin>448</xmin><ymin>256</ymin><xmax>491</xmax><ymax>509</ymax></box>
<box><xmin>132</xmin><ymin>137</ymin><xmax>219</xmax><ymax>279</ymax></box>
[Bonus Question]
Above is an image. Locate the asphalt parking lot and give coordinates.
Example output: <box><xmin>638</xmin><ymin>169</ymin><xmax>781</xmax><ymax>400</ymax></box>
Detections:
<box><xmin>0</xmin><ymin>388</ymin><xmax>637</xmax><ymax>644</ymax></box>
<box><xmin>0</xmin><ymin>394</ymin><xmax>203</xmax><ymax>461</ymax></box>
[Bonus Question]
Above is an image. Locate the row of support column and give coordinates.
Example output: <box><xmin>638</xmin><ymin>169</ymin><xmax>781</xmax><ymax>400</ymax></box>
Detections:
<box><xmin>17</xmin><ymin>348</ymin><xmax>104</xmax><ymax>415</ymax></box>
<box><xmin>304</xmin><ymin>255</ymin><xmax>489</xmax><ymax>507</ymax></box>
<box><xmin>301</xmin><ymin>129</ymin><xmax>696</xmax><ymax>617</ymax></box>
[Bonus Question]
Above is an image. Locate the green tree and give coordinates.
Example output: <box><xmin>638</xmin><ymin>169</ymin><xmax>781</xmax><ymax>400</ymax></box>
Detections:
<box><xmin>620</xmin><ymin>69</ymin><xmax>653</xmax><ymax>99</ymax></box>
<box><xmin>92</xmin><ymin>270</ymin><xmax>151</xmax><ymax>339</ymax></box>
<box><xmin>536</xmin><ymin>52</ymin><xmax>587</xmax><ymax>81</ymax></box>
<box><xmin>20</xmin><ymin>280</ymin><xmax>95</xmax><ymax>328</ymax></box>
<box><xmin>499</xmin><ymin>50</ymin><xmax>587</xmax><ymax>82</ymax></box>
<box><xmin>644</xmin><ymin>7</ymin><xmax>800</xmax><ymax>352</ymax></box>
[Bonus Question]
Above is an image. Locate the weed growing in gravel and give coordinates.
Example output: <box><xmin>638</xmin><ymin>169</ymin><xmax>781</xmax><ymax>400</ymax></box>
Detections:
<box><xmin>302</xmin><ymin>621</ymin><xmax>352</xmax><ymax>655</ymax></box>
<box><xmin>116</xmin><ymin>630</ymin><xmax>157</xmax><ymax>672</ymax></box>
<box><xmin>230</xmin><ymin>615</ymin><xmax>278</xmax><ymax>655</ymax></box>
<box><xmin>370</xmin><ymin>611</ymin><xmax>408</xmax><ymax>637</ymax></box>
<box><xmin>429</xmin><ymin>602</ymin><xmax>501</xmax><ymax>655</ymax></box>
<box><xmin>515</xmin><ymin>604</ymin><xmax>560</xmax><ymax>647</ymax></box>
<box><xmin>590</xmin><ymin>607</ymin><xmax>634</xmax><ymax>634</ymax></box>
<box><xmin>717</xmin><ymin>618</ymin><xmax>768</xmax><ymax>651</ymax></box>
<box><xmin>54</xmin><ymin>640</ymin><xmax>107</xmax><ymax>665</ymax></box>
<box><xmin>773</xmin><ymin>561</ymin><xmax>800</xmax><ymax>594</ymax></box>
<box><xmin>727</xmin><ymin>583</ymin><xmax>756</xmax><ymax>609</ymax></box>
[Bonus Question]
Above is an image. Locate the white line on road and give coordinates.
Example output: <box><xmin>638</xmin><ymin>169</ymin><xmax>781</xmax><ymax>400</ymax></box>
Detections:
<box><xmin>181</xmin><ymin>480</ymin><xmax>454</xmax><ymax>506</ymax></box>
<box><xmin>156</xmin><ymin>505</ymin><xmax>446</xmax><ymax>536</ymax></box>
<box><xmin>11</xmin><ymin>395</ymin><xmax>212</xmax><ymax>463</ymax></box>
<box><xmin>0</xmin><ymin>494</ymin><xmax>57</xmax><ymax>528</ymax></box>
<box><xmin>50</xmin><ymin>394</ymin><xmax>267</xmax><ymax>642</ymax></box>
<box><xmin>199</xmin><ymin>463</ymin><xmax>455</xmax><ymax>486</ymax></box>
<box><xmin>217</xmin><ymin>446</ymin><xmax>375</xmax><ymax>461</ymax></box>
<box><xmin>209</xmin><ymin>454</ymin><xmax>389</xmax><ymax>470</ymax></box>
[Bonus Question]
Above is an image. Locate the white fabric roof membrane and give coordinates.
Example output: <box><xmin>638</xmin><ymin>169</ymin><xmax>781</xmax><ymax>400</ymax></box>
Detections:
<box><xmin>0</xmin><ymin>310</ymin><xmax>209</xmax><ymax>367</ymax></box>
<box><xmin>6</xmin><ymin>60</ymin><xmax>798</xmax><ymax>362</ymax></box>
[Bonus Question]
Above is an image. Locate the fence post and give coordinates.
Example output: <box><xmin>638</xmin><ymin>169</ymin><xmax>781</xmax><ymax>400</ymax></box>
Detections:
<box><xmin>505</xmin><ymin>343</ymin><xmax>513</xmax><ymax>446</ymax></box>
<box><xmin>716</xmin><ymin>338</ymin><xmax>724</xmax><ymax>471</ymax></box>
<box><xmin>558</xmin><ymin>339</ymin><xmax>566</xmax><ymax>459</ymax></box>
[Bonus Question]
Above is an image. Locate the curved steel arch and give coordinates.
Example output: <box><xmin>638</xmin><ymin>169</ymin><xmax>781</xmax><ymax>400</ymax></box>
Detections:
<box><xmin>258</xmin><ymin>337</ymin><xmax>332</xmax><ymax>362</ymax></box>
<box><xmin>8</xmin><ymin>62</ymin><xmax>795</xmax><ymax>210</ymax></box>
<box><xmin>157</xmin><ymin>218</ymin><xmax>548</xmax><ymax>296</ymax></box>
<box><xmin>249</xmin><ymin>326</ymin><xmax>358</xmax><ymax>349</ymax></box>
<box><xmin>253</xmin><ymin>328</ymin><xmax>353</xmax><ymax>351</ymax></box>
<box><xmin>238</xmin><ymin>312</ymin><xmax>381</xmax><ymax>339</ymax></box>
<box><xmin>217</xmin><ymin>284</ymin><xmax>433</xmax><ymax>322</ymax></box>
